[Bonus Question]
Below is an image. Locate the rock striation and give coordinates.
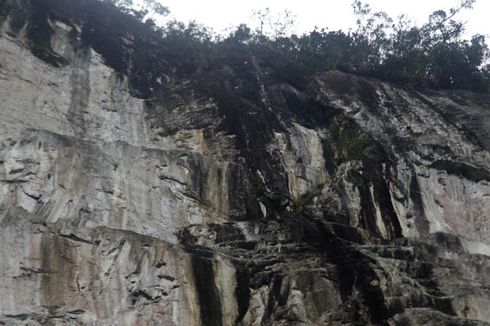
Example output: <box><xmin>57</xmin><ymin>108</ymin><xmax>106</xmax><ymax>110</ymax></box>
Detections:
<box><xmin>0</xmin><ymin>0</ymin><xmax>489</xmax><ymax>325</ymax></box>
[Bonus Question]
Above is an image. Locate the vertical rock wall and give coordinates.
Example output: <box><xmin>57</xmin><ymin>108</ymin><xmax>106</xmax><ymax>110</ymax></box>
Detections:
<box><xmin>0</xmin><ymin>0</ymin><xmax>489</xmax><ymax>325</ymax></box>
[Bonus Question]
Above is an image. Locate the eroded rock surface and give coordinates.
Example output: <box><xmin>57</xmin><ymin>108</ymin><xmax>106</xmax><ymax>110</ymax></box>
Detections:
<box><xmin>0</xmin><ymin>0</ymin><xmax>489</xmax><ymax>325</ymax></box>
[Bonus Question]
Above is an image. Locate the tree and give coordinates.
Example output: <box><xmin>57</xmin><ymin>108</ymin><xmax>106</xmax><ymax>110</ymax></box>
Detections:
<box><xmin>101</xmin><ymin>0</ymin><xmax>169</xmax><ymax>23</ymax></box>
<box><xmin>251</xmin><ymin>8</ymin><xmax>296</xmax><ymax>39</ymax></box>
<box><xmin>351</xmin><ymin>0</ymin><xmax>489</xmax><ymax>91</ymax></box>
<box><xmin>226</xmin><ymin>24</ymin><xmax>253</xmax><ymax>44</ymax></box>
<box><xmin>100</xmin><ymin>0</ymin><xmax>489</xmax><ymax>92</ymax></box>
<box><xmin>421</xmin><ymin>0</ymin><xmax>475</xmax><ymax>44</ymax></box>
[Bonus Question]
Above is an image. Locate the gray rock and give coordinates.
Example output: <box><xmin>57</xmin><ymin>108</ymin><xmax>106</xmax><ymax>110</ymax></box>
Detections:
<box><xmin>0</xmin><ymin>1</ymin><xmax>489</xmax><ymax>325</ymax></box>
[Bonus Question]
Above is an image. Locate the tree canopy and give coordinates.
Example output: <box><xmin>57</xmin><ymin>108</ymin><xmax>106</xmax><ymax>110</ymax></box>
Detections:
<box><xmin>101</xmin><ymin>0</ymin><xmax>169</xmax><ymax>22</ymax></box>
<box><xmin>102</xmin><ymin>0</ymin><xmax>490</xmax><ymax>93</ymax></box>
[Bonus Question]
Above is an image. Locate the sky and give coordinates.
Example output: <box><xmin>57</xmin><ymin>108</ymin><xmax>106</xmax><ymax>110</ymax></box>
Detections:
<box><xmin>153</xmin><ymin>0</ymin><xmax>490</xmax><ymax>38</ymax></box>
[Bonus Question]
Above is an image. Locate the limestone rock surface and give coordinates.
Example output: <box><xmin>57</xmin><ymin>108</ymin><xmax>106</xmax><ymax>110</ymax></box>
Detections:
<box><xmin>0</xmin><ymin>0</ymin><xmax>490</xmax><ymax>325</ymax></box>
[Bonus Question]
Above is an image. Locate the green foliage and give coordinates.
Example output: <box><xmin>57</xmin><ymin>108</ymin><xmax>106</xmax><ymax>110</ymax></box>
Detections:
<box><xmin>329</xmin><ymin>117</ymin><xmax>373</xmax><ymax>163</ymax></box>
<box><xmin>160</xmin><ymin>20</ymin><xmax>215</xmax><ymax>75</ymax></box>
<box><xmin>101</xmin><ymin>0</ymin><xmax>169</xmax><ymax>23</ymax></box>
<box><xmin>245</xmin><ymin>0</ymin><xmax>489</xmax><ymax>92</ymax></box>
<box><xmin>350</xmin><ymin>0</ymin><xmax>489</xmax><ymax>91</ymax></box>
<box><xmin>226</xmin><ymin>24</ymin><xmax>253</xmax><ymax>44</ymax></box>
<box><xmin>97</xmin><ymin>0</ymin><xmax>489</xmax><ymax>93</ymax></box>
<box><xmin>291</xmin><ymin>184</ymin><xmax>324</xmax><ymax>213</ymax></box>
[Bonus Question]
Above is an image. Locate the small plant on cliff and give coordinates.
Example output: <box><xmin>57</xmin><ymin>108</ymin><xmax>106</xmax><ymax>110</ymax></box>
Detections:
<box><xmin>329</xmin><ymin>117</ymin><xmax>378</xmax><ymax>164</ymax></box>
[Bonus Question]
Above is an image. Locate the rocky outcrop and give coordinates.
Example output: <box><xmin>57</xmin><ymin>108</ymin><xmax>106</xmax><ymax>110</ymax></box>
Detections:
<box><xmin>0</xmin><ymin>0</ymin><xmax>489</xmax><ymax>325</ymax></box>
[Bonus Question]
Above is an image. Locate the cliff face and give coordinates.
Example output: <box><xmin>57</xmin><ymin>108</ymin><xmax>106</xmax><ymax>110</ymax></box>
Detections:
<box><xmin>1</xmin><ymin>1</ymin><xmax>490</xmax><ymax>325</ymax></box>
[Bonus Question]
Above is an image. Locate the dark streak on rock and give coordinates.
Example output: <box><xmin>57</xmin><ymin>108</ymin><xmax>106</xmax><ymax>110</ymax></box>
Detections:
<box><xmin>191</xmin><ymin>254</ymin><xmax>223</xmax><ymax>326</ymax></box>
<box><xmin>429</xmin><ymin>160</ymin><xmax>490</xmax><ymax>182</ymax></box>
<box><xmin>59</xmin><ymin>233</ymin><xmax>96</xmax><ymax>245</ymax></box>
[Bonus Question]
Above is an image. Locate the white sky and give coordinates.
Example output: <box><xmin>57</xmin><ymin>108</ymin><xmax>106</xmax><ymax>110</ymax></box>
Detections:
<box><xmin>156</xmin><ymin>0</ymin><xmax>490</xmax><ymax>38</ymax></box>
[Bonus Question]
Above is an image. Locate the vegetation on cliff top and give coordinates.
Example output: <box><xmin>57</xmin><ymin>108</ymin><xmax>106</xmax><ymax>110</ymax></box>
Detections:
<box><xmin>5</xmin><ymin>0</ymin><xmax>489</xmax><ymax>93</ymax></box>
<box><xmin>107</xmin><ymin>0</ymin><xmax>490</xmax><ymax>93</ymax></box>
